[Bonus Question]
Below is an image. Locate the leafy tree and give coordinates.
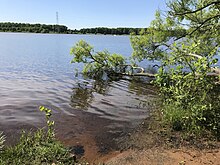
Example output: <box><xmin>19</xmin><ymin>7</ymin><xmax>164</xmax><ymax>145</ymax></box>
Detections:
<box><xmin>71</xmin><ymin>0</ymin><xmax>220</xmax><ymax>137</ymax></box>
<box><xmin>131</xmin><ymin>0</ymin><xmax>220</xmax><ymax>136</ymax></box>
<box><xmin>70</xmin><ymin>40</ymin><xmax>126</xmax><ymax>79</ymax></box>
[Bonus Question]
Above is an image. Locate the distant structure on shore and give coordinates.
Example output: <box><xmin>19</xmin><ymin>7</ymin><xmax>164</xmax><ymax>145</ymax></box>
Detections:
<box><xmin>56</xmin><ymin>12</ymin><xmax>59</xmax><ymax>33</ymax></box>
<box><xmin>56</xmin><ymin>12</ymin><xmax>59</xmax><ymax>25</ymax></box>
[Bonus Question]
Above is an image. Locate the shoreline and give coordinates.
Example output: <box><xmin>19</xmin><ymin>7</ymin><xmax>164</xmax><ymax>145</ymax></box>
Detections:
<box><xmin>77</xmin><ymin>110</ymin><xmax>220</xmax><ymax>164</ymax></box>
<box><xmin>0</xmin><ymin>31</ymin><xmax>130</xmax><ymax>36</ymax></box>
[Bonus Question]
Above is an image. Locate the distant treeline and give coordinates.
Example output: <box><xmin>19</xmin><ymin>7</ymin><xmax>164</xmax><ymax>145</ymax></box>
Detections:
<box><xmin>72</xmin><ymin>27</ymin><xmax>143</xmax><ymax>35</ymax></box>
<box><xmin>0</xmin><ymin>22</ymin><xmax>143</xmax><ymax>35</ymax></box>
<box><xmin>76</xmin><ymin>27</ymin><xmax>186</xmax><ymax>36</ymax></box>
<box><xmin>0</xmin><ymin>22</ymin><xmax>69</xmax><ymax>33</ymax></box>
<box><xmin>0</xmin><ymin>22</ymin><xmax>186</xmax><ymax>36</ymax></box>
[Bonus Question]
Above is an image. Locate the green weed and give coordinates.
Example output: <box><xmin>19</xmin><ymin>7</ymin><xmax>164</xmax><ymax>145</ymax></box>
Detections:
<box><xmin>0</xmin><ymin>106</ymin><xmax>78</xmax><ymax>165</ymax></box>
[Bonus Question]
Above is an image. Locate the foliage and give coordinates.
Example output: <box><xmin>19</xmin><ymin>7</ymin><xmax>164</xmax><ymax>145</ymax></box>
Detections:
<box><xmin>0</xmin><ymin>22</ymin><xmax>69</xmax><ymax>34</ymax></box>
<box><xmin>131</xmin><ymin>0</ymin><xmax>220</xmax><ymax>136</ymax></box>
<box><xmin>0</xmin><ymin>107</ymin><xmax>77</xmax><ymax>165</ymax></box>
<box><xmin>0</xmin><ymin>132</ymin><xmax>5</xmax><ymax>152</ymax></box>
<box><xmin>0</xmin><ymin>22</ymin><xmax>147</xmax><ymax>35</ymax></box>
<box><xmin>70</xmin><ymin>40</ymin><xmax>126</xmax><ymax>79</ymax></box>
<box><xmin>77</xmin><ymin>27</ymin><xmax>185</xmax><ymax>35</ymax></box>
<box><xmin>0</xmin><ymin>22</ymin><xmax>186</xmax><ymax>36</ymax></box>
<box><xmin>77</xmin><ymin>27</ymin><xmax>144</xmax><ymax>35</ymax></box>
<box><xmin>39</xmin><ymin>106</ymin><xmax>55</xmax><ymax>141</ymax></box>
<box><xmin>69</xmin><ymin>0</ymin><xmax>220</xmax><ymax>138</ymax></box>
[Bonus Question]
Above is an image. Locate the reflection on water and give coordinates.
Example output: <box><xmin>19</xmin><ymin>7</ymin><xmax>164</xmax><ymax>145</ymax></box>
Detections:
<box><xmin>69</xmin><ymin>77</ymin><xmax>158</xmax><ymax>122</ymax></box>
<box><xmin>70</xmin><ymin>79</ymin><xmax>111</xmax><ymax>109</ymax></box>
<box><xmin>71</xmin><ymin>82</ymin><xmax>94</xmax><ymax>109</ymax></box>
<box><xmin>56</xmin><ymin>77</ymin><xmax>158</xmax><ymax>158</ymax></box>
<box><xmin>0</xmin><ymin>33</ymin><xmax>159</xmax><ymax>154</ymax></box>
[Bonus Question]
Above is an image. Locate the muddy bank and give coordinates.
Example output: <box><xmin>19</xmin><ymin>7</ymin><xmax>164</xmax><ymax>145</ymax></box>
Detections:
<box><xmin>105</xmin><ymin>148</ymin><xmax>220</xmax><ymax>165</ymax></box>
<box><xmin>84</xmin><ymin>111</ymin><xmax>220</xmax><ymax>164</ymax></box>
<box><xmin>54</xmin><ymin>110</ymin><xmax>135</xmax><ymax>163</ymax></box>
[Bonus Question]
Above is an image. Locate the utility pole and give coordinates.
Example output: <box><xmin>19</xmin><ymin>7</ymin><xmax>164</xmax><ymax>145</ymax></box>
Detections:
<box><xmin>56</xmin><ymin>12</ymin><xmax>59</xmax><ymax>33</ymax></box>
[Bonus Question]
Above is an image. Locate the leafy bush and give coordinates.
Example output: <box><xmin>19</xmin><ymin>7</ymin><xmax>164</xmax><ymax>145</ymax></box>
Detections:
<box><xmin>0</xmin><ymin>132</ymin><xmax>5</xmax><ymax>152</ymax></box>
<box><xmin>145</xmin><ymin>0</ymin><xmax>220</xmax><ymax>138</ymax></box>
<box><xmin>70</xmin><ymin>0</ymin><xmax>220</xmax><ymax>139</ymax></box>
<box><xmin>70</xmin><ymin>40</ymin><xmax>126</xmax><ymax>78</ymax></box>
<box><xmin>0</xmin><ymin>106</ymin><xmax>77</xmax><ymax>165</ymax></box>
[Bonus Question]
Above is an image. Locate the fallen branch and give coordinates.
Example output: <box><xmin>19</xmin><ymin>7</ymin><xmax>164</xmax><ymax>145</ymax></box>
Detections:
<box><xmin>116</xmin><ymin>64</ymin><xmax>156</xmax><ymax>78</ymax></box>
<box><xmin>185</xmin><ymin>52</ymin><xmax>220</xmax><ymax>76</ymax></box>
<box><xmin>121</xmin><ymin>72</ymin><xmax>156</xmax><ymax>78</ymax></box>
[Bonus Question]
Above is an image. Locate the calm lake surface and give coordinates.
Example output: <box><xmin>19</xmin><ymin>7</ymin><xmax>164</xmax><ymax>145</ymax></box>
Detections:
<box><xmin>0</xmin><ymin>32</ymin><xmax>157</xmax><ymax>155</ymax></box>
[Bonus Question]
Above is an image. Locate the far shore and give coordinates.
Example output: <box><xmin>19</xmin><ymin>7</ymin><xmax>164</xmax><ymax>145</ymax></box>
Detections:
<box><xmin>0</xmin><ymin>31</ymin><xmax>130</xmax><ymax>36</ymax></box>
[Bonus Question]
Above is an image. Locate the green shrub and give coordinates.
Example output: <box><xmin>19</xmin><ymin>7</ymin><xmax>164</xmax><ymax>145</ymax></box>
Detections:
<box><xmin>0</xmin><ymin>106</ymin><xmax>77</xmax><ymax>165</ymax></box>
<box><xmin>0</xmin><ymin>132</ymin><xmax>5</xmax><ymax>152</ymax></box>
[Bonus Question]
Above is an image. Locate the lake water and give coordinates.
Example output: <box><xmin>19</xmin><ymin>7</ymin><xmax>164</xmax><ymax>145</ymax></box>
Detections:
<box><xmin>0</xmin><ymin>33</ymin><xmax>157</xmax><ymax>157</ymax></box>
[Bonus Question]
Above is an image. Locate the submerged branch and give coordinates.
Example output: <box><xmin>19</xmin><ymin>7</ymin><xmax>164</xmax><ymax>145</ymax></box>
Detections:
<box><xmin>121</xmin><ymin>72</ymin><xmax>156</xmax><ymax>78</ymax></box>
<box><xmin>186</xmin><ymin>53</ymin><xmax>202</xmax><ymax>59</ymax></box>
<box><xmin>116</xmin><ymin>64</ymin><xmax>156</xmax><ymax>78</ymax></box>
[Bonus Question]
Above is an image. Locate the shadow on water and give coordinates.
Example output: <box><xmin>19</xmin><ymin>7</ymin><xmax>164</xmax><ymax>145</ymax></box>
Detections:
<box><xmin>0</xmin><ymin>33</ymin><xmax>160</xmax><ymax>161</ymax></box>
<box><xmin>54</xmin><ymin>75</ymin><xmax>159</xmax><ymax>160</ymax></box>
<box><xmin>70</xmin><ymin>79</ymin><xmax>111</xmax><ymax>110</ymax></box>
<box><xmin>70</xmin><ymin>75</ymin><xmax>157</xmax><ymax>112</ymax></box>
<box><xmin>0</xmin><ymin>72</ymin><xmax>158</xmax><ymax>160</ymax></box>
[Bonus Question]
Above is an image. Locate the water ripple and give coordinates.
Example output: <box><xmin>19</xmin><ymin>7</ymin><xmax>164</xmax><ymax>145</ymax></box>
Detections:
<box><xmin>0</xmin><ymin>33</ymin><xmax>158</xmax><ymax>147</ymax></box>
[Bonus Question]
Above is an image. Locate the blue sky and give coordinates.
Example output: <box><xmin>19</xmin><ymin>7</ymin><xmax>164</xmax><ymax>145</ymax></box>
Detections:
<box><xmin>0</xmin><ymin>0</ymin><xmax>167</xmax><ymax>29</ymax></box>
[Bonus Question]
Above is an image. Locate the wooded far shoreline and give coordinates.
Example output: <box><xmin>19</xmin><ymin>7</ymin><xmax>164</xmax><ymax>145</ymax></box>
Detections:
<box><xmin>0</xmin><ymin>22</ymin><xmax>186</xmax><ymax>36</ymax></box>
<box><xmin>0</xmin><ymin>22</ymin><xmax>144</xmax><ymax>35</ymax></box>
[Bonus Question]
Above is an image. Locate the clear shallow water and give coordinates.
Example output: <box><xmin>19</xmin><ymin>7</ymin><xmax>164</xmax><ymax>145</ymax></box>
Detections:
<box><xmin>0</xmin><ymin>33</ymin><xmax>157</xmax><ymax>150</ymax></box>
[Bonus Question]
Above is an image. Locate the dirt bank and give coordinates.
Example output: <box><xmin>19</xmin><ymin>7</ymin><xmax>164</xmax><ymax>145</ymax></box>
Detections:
<box><xmin>105</xmin><ymin>148</ymin><xmax>220</xmax><ymax>165</ymax></box>
<box><xmin>81</xmin><ymin>111</ymin><xmax>220</xmax><ymax>165</ymax></box>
